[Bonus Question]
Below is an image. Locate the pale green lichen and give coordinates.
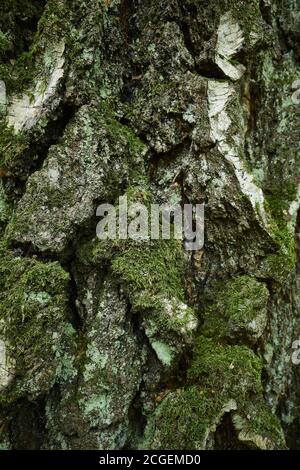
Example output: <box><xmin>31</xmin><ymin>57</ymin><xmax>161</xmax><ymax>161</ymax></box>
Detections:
<box><xmin>150</xmin><ymin>341</ymin><xmax>174</xmax><ymax>367</ymax></box>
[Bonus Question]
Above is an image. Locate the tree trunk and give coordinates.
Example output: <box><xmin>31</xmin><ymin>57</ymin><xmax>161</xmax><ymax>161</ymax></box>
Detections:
<box><xmin>0</xmin><ymin>0</ymin><xmax>299</xmax><ymax>450</ymax></box>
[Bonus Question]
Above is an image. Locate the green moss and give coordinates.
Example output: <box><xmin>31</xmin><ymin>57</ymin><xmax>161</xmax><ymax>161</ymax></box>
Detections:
<box><xmin>143</xmin><ymin>383</ymin><xmax>286</xmax><ymax>450</ymax></box>
<box><xmin>188</xmin><ymin>336</ymin><xmax>263</xmax><ymax>400</ymax></box>
<box><xmin>76</xmin><ymin>182</ymin><xmax>193</xmax><ymax>369</ymax></box>
<box><xmin>0</xmin><ymin>50</ymin><xmax>36</xmax><ymax>96</ymax></box>
<box><xmin>142</xmin><ymin>386</ymin><xmax>235</xmax><ymax>450</ymax></box>
<box><xmin>94</xmin><ymin>103</ymin><xmax>148</xmax><ymax>184</ymax></box>
<box><xmin>0</xmin><ymin>119</ymin><xmax>29</xmax><ymax>169</ymax></box>
<box><xmin>232</xmin><ymin>400</ymin><xmax>287</xmax><ymax>450</ymax></box>
<box><xmin>34</xmin><ymin>0</ymin><xmax>67</xmax><ymax>46</ymax></box>
<box><xmin>0</xmin><ymin>31</ymin><xmax>11</xmax><ymax>59</ymax></box>
<box><xmin>0</xmin><ymin>247</ymin><xmax>76</xmax><ymax>405</ymax></box>
<box><xmin>111</xmin><ymin>238</ymin><xmax>186</xmax><ymax>311</ymax></box>
<box><xmin>265</xmin><ymin>183</ymin><xmax>297</xmax><ymax>221</ymax></box>
<box><xmin>262</xmin><ymin>221</ymin><xmax>296</xmax><ymax>282</ymax></box>
<box><xmin>103</xmin><ymin>114</ymin><xmax>146</xmax><ymax>158</ymax></box>
<box><xmin>202</xmin><ymin>276</ymin><xmax>269</xmax><ymax>343</ymax></box>
<box><xmin>143</xmin><ymin>335</ymin><xmax>285</xmax><ymax>450</ymax></box>
<box><xmin>259</xmin><ymin>182</ymin><xmax>297</xmax><ymax>283</ymax></box>
<box><xmin>104</xmin><ymin>119</ymin><xmax>148</xmax><ymax>186</ymax></box>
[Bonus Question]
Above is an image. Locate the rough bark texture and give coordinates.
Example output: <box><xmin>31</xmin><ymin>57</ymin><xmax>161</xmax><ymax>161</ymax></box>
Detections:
<box><xmin>0</xmin><ymin>0</ymin><xmax>299</xmax><ymax>450</ymax></box>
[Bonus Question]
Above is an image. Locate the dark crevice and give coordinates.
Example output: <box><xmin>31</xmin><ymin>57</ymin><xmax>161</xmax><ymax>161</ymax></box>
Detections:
<box><xmin>178</xmin><ymin>18</ymin><xmax>228</xmax><ymax>80</ymax></box>
<box><xmin>9</xmin><ymin>240</ymin><xmax>59</xmax><ymax>263</ymax></box>
<box><xmin>7</xmin><ymin>396</ymin><xmax>46</xmax><ymax>450</ymax></box>
<box><xmin>214</xmin><ymin>413</ymin><xmax>250</xmax><ymax>450</ymax></box>
<box><xmin>65</xmin><ymin>262</ymin><xmax>83</xmax><ymax>331</ymax></box>
<box><xmin>177</xmin><ymin>3</ymin><xmax>199</xmax><ymax>60</ymax></box>
<box><xmin>119</xmin><ymin>0</ymin><xmax>138</xmax><ymax>45</ymax></box>
<box><xmin>196</xmin><ymin>60</ymin><xmax>228</xmax><ymax>80</ymax></box>
<box><xmin>259</xmin><ymin>0</ymin><xmax>273</xmax><ymax>27</ymax></box>
<box><xmin>28</xmin><ymin>102</ymin><xmax>78</xmax><ymax>175</ymax></box>
<box><xmin>148</xmin><ymin>137</ymin><xmax>191</xmax><ymax>180</ymax></box>
<box><xmin>119</xmin><ymin>72</ymin><xmax>142</xmax><ymax>103</ymax></box>
<box><xmin>124</xmin><ymin>297</ymin><xmax>194</xmax><ymax>447</ymax></box>
<box><xmin>234</xmin><ymin>48</ymin><xmax>249</xmax><ymax>67</ymax></box>
<box><xmin>180</xmin><ymin>3</ymin><xmax>198</xmax><ymax>22</ymax></box>
<box><xmin>118</xmin><ymin>0</ymin><xmax>142</xmax><ymax>104</ymax></box>
<box><xmin>0</xmin><ymin>0</ymin><xmax>46</xmax><ymax>62</ymax></box>
<box><xmin>275</xmin><ymin>3</ymin><xmax>300</xmax><ymax>60</ymax></box>
<box><xmin>123</xmin><ymin>302</ymin><xmax>157</xmax><ymax>446</ymax></box>
<box><xmin>178</xmin><ymin>18</ymin><xmax>196</xmax><ymax>59</ymax></box>
<box><xmin>275</xmin><ymin>18</ymin><xmax>290</xmax><ymax>55</ymax></box>
<box><xmin>175</xmin><ymin>4</ymin><xmax>229</xmax><ymax>81</ymax></box>
<box><xmin>124</xmin><ymin>389</ymin><xmax>147</xmax><ymax>449</ymax></box>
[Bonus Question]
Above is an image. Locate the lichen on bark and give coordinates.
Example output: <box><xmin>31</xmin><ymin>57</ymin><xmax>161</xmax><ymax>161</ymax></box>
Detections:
<box><xmin>0</xmin><ymin>0</ymin><xmax>299</xmax><ymax>450</ymax></box>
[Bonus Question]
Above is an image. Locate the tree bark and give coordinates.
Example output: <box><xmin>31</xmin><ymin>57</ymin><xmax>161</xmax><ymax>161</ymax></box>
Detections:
<box><xmin>0</xmin><ymin>0</ymin><xmax>299</xmax><ymax>450</ymax></box>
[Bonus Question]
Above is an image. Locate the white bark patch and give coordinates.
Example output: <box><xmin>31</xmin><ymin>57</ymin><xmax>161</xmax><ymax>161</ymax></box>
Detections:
<box><xmin>0</xmin><ymin>339</ymin><xmax>15</xmax><ymax>391</ymax></box>
<box><xmin>7</xmin><ymin>41</ymin><xmax>65</xmax><ymax>132</ymax></box>
<box><xmin>208</xmin><ymin>80</ymin><xmax>266</xmax><ymax>222</ymax></box>
<box><xmin>47</xmin><ymin>167</ymin><xmax>61</xmax><ymax>188</ymax></box>
<box><xmin>288</xmin><ymin>184</ymin><xmax>300</xmax><ymax>230</ymax></box>
<box><xmin>0</xmin><ymin>80</ymin><xmax>6</xmax><ymax>107</ymax></box>
<box><xmin>215</xmin><ymin>12</ymin><xmax>246</xmax><ymax>81</ymax></box>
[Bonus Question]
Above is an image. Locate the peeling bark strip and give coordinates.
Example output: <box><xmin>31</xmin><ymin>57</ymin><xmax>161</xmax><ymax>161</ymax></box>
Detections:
<box><xmin>207</xmin><ymin>80</ymin><xmax>267</xmax><ymax>221</ymax></box>
<box><xmin>0</xmin><ymin>0</ymin><xmax>299</xmax><ymax>451</ymax></box>
<box><xmin>7</xmin><ymin>41</ymin><xmax>65</xmax><ymax>132</ymax></box>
